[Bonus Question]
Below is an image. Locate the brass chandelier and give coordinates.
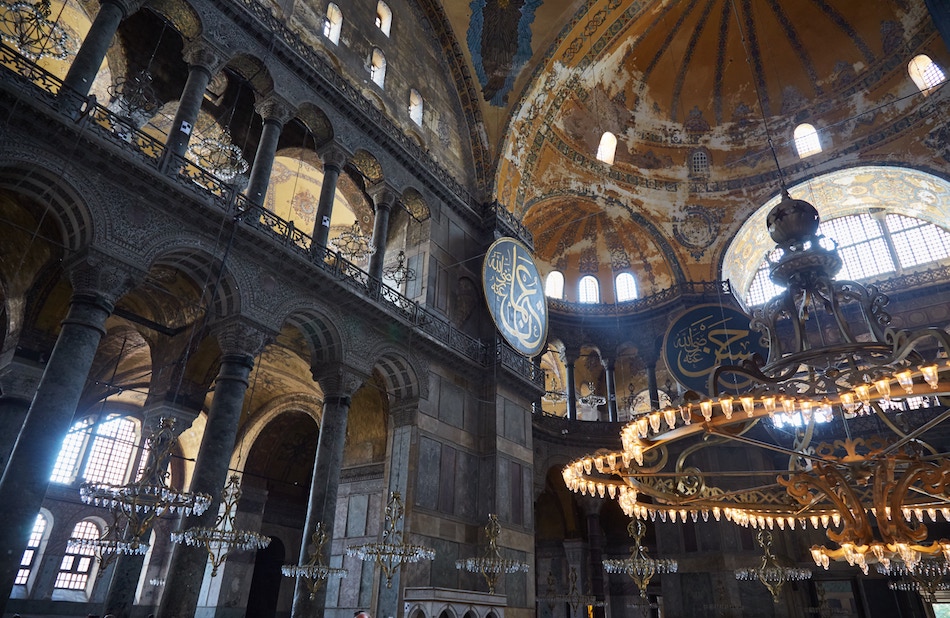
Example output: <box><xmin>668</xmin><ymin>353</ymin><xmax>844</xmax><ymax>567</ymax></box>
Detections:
<box><xmin>455</xmin><ymin>514</ymin><xmax>529</xmax><ymax>594</ymax></box>
<box><xmin>602</xmin><ymin>519</ymin><xmax>677</xmax><ymax>599</ymax></box>
<box><xmin>563</xmin><ymin>191</ymin><xmax>950</xmax><ymax>577</ymax></box>
<box><xmin>282</xmin><ymin>522</ymin><xmax>347</xmax><ymax>599</ymax></box>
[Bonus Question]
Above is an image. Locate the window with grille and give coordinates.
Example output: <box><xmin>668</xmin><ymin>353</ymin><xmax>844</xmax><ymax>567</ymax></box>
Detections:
<box><xmin>50</xmin><ymin>417</ymin><xmax>94</xmax><ymax>484</ymax></box>
<box><xmin>370</xmin><ymin>48</ymin><xmax>386</xmax><ymax>88</ymax></box>
<box><xmin>50</xmin><ymin>415</ymin><xmax>140</xmax><ymax>485</ymax></box>
<box><xmin>545</xmin><ymin>271</ymin><xmax>564</xmax><ymax>299</ymax></box>
<box><xmin>596</xmin><ymin>132</ymin><xmax>616</xmax><ymax>164</ymax></box>
<box><xmin>908</xmin><ymin>54</ymin><xmax>946</xmax><ymax>93</ymax></box>
<box><xmin>15</xmin><ymin>514</ymin><xmax>47</xmax><ymax>585</ymax></box>
<box><xmin>323</xmin><ymin>3</ymin><xmax>342</xmax><ymax>44</ymax></box>
<box><xmin>579</xmin><ymin>275</ymin><xmax>600</xmax><ymax>303</ymax></box>
<box><xmin>690</xmin><ymin>150</ymin><xmax>709</xmax><ymax>176</ymax></box>
<box><xmin>376</xmin><ymin>1</ymin><xmax>392</xmax><ymax>36</ymax></box>
<box><xmin>54</xmin><ymin>521</ymin><xmax>100</xmax><ymax>590</ymax></box>
<box><xmin>615</xmin><ymin>272</ymin><xmax>637</xmax><ymax>302</ymax></box>
<box><xmin>409</xmin><ymin>89</ymin><xmax>423</xmax><ymax>126</ymax></box>
<box><xmin>793</xmin><ymin>123</ymin><xmax>822</xmax><ymax>158</ymax></box>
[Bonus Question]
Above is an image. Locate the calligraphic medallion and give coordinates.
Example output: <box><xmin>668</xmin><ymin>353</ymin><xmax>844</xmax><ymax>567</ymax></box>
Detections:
<box><xmin>662</xmin><ymin>304</ymin><xmax>768</xmax><ymax>395</ymax></box>
<box><xmin>482</xmin><ymin>237</ymin><xmax>548</xmax><ymax>357</ymax></box>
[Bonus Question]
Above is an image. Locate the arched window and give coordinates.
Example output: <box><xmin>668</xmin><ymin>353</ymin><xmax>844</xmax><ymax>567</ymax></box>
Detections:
<box><xmin>409</xmin><ymin>89</ymin><xmax>423</xmax><ymax>126</ymax></box>
<box><xmin>908</xmin><ymin>54</ymin><xmax>946</xmax><ymax>93</ymax></box>
<box><xmin>15</xmin><ymin>513</ymin><xmax>49</xmax><ymax>587</ymax></box>
<box><xmin>596</xmin><ymin>132</ymin><xmax>617</xmax><ymax>164</ymax></box>
<box><xmin>544</xmin><ymin>270</ymin><xmax>564</xmax><ymax>298</ymax></box>
<box><xmin>50</xmin><ymin>414</ymin><xmax>140</xmax><ymax>485</ymax></box>
<box><xmin>55</xmin><ymin>520</ymin><xmax>101</xmax><ymax>591</ymax></box>
<box><xmin>376</xmin><ymin>1</ymin><xmax>392</xmax><ymax>36</ymax></box>
<box><xmin>370</xmin><ymin>48</ymin><xmax>386</xmax><ymax>88</ymax></box>
<box><xmin>615</xmin><ymin>272</ymin><xmax>637</xmax><ymax>302</ymax></box>
<box><xmin>578</xmin><ymin>275</ymin><xmax>600</xmax><ymax>303</ymax></box>
<box><xmin>690</xmin><ymin>150</ymin><xmax>709</xmax><ymax>176</ymax></box>
<box><xmin>793</xmin><ymin>123</ymin><xmax>822</xmax><ymax>158</ymax></box>
<box><xmin>323</xmin><ymin>3</ymin><xmax>343</xmax><ymax>44</ymax></box>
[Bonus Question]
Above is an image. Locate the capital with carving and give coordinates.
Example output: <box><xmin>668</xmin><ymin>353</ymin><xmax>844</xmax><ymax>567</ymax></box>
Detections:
<box><xmin>318</xmin><ymin>143</ymin><xmax>349</xmax><ymax>173</ymax></box>
<box><xmin>367</xmin><ymin>182</ymin><xmax>398</xmax><ymax>213</ymax></box>
<box><xmin>312</xmin><ymin>361</ymin><xmax>368</xmax><ymax>400</ymax></box>
<box><xmin>561</xmin><ymin>343</ymin><xmax>581</xmax><ymax>365</ymax></box>
<box><xmin>182</xmin><ymin>40</ymin><xmax>227</xmax><ymax>74</ymax></box>
<box><xmin>390</xmin><ymin>398</ymin><xmax>419</xmax><ymax>428</ymax></box>
<box><xmin>66</xmin><ymin>249</ymin><xmax>144</xmax><ymax>309</ymax></box>
<box><xmin>211</xmin><ymin>317</ymin><xmax>272</xmax><ymax>359</ymax></box>
<box><xmin>254</xmin><ymin>93</ymin><xmax>296</xmax><ymax>126</ymax></box>
<box><xmin>102</xmin><ymin>0</ymin><xmax>145</xmax><ymax>19</ymax></box>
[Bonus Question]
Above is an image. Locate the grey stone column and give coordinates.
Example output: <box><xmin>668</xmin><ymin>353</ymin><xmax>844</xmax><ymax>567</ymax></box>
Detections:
<box><xmin>646</xmin><ymin>362</ymin><xmax>660</xmax><ymax>411</ymax></box>
<box><xmin>310</xmin><ymin>145</ymin><xmax>348</xmax><ymax>255</ymax></box>
<box><xmin>367</xmin><ymin>184</ymin><xmax>398</xmax><ymax>282</ymax></box>
<box><xmin>563</xmin><ymin>346</ymin><xmax>579</xmax><ymax>421</ymax></box>
<box><xmin>103</xmin><ymin>403</ymin><xmax>199</xmax><ymax>618</ymax></box>
<box><xmin>245</xmin><ymin>96</ymin><xmax>295</xmax><ymax>206</ymax></box>
<box><xmin>0</xmin><ymin>253</ymin><xmax>141</xmax><ymax>615</ymax></box>
<box><xmin>61</xmin><ymin>0</ymin><xmax>142</xmax><ymax>100</ymax></box>
<box><xmin>292</xmin><ymin>362</ymin><xmax>366</xmax><ymax>618</ymax></box>
<box><xmin>925</xmin><ymin>0</ymin><xmax>950</xmax><ymax>53</ymax></box>
<box><xmin>603</xmin><ymin>358</ymin><xmax>618</xmax><ymax>422</ymax></box>
<box><xmin>164</xmin><ymin>42</ymin><xmax>225</xmax><ymax>163</ymax></box>
<box><xmin>158</xmin><ymin>319</ymin><xmax>269</xmax><ymax>618</ymax></box>
<box><xmin>0</xmin><ymin>358</ymin><xmax>44</xmax><ymax>476</ymax></box>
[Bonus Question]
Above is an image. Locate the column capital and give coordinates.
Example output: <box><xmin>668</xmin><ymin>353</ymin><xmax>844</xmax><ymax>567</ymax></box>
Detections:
<box><xmin>101</xmin><ymin>0</ymin><xmax>145</xmax><ymax>19</ymax></box>
<box><xmin>66</xmin><ymin>250</ymin><xmax>143</xmax><ymax>308</ymax></box>
<box><xmin>182</xmin><ymin>40</ymin><xmax>227</xmax><ymax>74</ymax></box>
<box><xmin>141</xmin><ymin>402</ymin><xmax>201</xmax><ymax>435</ymax></box>
<box><xmin>312</xmin><ymin>362</ymin><xmax>367</xmax><ymax>399</ymax></box>
<box><xmin>318</xmin><ymin>143</ymin><xmax>349</xmax><ymax>172</ymax></box>
<box><xmin>390</xmin><ymin>398</ymin><xmax>419</xmax><ymax>427</ymax></box>
<box><xmin>0</xmin><ymin>357</ymin><xmax>44</xmax><ymax>402</ymax></box>
<box><xmin>561</xmin><ymin>344</ymin><xmax>581</xmax><ymax>365</ymax></box>
<box><xmin>254</xmin><ymin>94</ymin><xmax>296</xmax><ymax>126</ymax></box>
<box><xmin>601</xmin><ymin>356</ymin><xmax>616</xmax><ymax>370</ymax></box>
<box><xmin>367</xmin><ymin>182</ymin><xmax>398</xmax><ymax>212</ymax></box>
<box><xmin>211</xmin><ymin>317</ymin><xmax>271</xmax><ymax>359</ymax></box>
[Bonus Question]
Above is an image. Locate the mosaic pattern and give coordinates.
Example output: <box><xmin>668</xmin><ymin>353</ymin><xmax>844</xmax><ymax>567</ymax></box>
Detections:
<box><xmin>467</xmin><ymin>0</ymin><xmax>542</xmax><ymax>106</ymax></box>
<box><xmin>672</xmin><ymin>205</ymin><xmax>722</xmax><ymax>261</ymax></box>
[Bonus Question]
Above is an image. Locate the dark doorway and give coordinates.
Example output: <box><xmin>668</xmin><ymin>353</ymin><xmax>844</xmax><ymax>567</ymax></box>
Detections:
<box><xmin>246</xmin><ymin>537</ymin><xmax>285</xmax><ymax>618</ymax></box>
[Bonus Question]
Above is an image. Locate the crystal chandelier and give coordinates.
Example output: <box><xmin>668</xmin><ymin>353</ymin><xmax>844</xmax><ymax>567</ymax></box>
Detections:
<box><xmin>108</xmin><ymin>70</ymin><xmax>160</xmax><ymax>121</ymax></box>
<box><xmin>455</xmin><ymin>513</ymin><xmax>529</xmax><ymax>594</ymax></box>
<box><xmin>734</xmin><ymin>530</ymin><xmax>811</xmax><ymax>602</ymax></box>
<box><xmin>603</xmin><ymin>519</ymin><xmax>677</xmax><ymax>599</ymax></box>
<box><xmin>0</xmin><ymin>0</ymin><xmax>70</xmax><ymax>61</ymax></box>
<box><xmin>76</xmin><ymin>418</ymin><xmax>211</xmax><ymax>559</ymax></box>
<box><xmin>170</xmin><ymin>474</ymin><xmax>271</xmax><ymax>576</ymax></box>
<box><xmin>578</xmin><ymin>382</ymin><xmax>606</xmax><ymax>408</ymax></box>
<box><xmin>878</xmin><ymin>558</ymin><xmax>950</xmax><ymax>603</ymax></box>
<box><xmin>187</xmin><ymin>127</ymin><xmax>249</xmax><ymax>181</ymax></box>
<box><xmin>561</xmin><ymin>191</ymin><xmax>950</xmax><ymax>578</ymax></box>
<box><xmin>346</xmin><ymin>492</ymin><xmax>435</xmax><ymax>588</ymax></box>
<box><xmin>382</xmin><ymin>250</ymin><xmax>416</xmax><ymax>285</ymax></box>
<box><xmin>282</xmin><ymin>522</ymin><xmax>347</xmax><ymax>599</ymax></box>
<box><xmin>331</xmin><ymin>222</ymin><xmax>375</xmax><ymax>261</ymax></box>
<box><xmin>538</xmin><ymin>567</ymin><xmax>603</xmax><ymax>615</ymax></box>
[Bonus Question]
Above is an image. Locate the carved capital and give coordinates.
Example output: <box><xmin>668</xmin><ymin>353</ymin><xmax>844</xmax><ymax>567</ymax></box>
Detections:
<box><xmin>66</xmin><ymin>250</ymin><xmax>144</xmax><ymax>307</ymax></box>
<box><xmin>102</xmin><ymin>0</ymin><xmax>144</xmax><ymax>18</ymax></box>
<box><xmin>254</xmin><ymin>94</ymin><xmax>296</xmax><ymax>126</ymax></box>
<box><xmin>0</xmin><ymin>356</ymin><xmax>44</xmax><ymax>402</ymax></box>
<box><xmin>561</xmin><ymin>343</ymin><xmax>581</xmax><ymax>365</ymax></box>
<box><xmin>142</xmin><ymin>402</ymin><xmax>200</xmax><ymax>435</ymax></box>
<box><xmin>312</xmin><ymin>362</ymin><xmax>367</xmax><ymax>399</ymax></box>
<box><xmin>367</xmin><ymin>182</ymin><xmax>398</xmax><ymax>212</ymax></box>
<box><xmin>390</xmin><ymin>398</ymin><xmax>419</xmax><ymax>427</ymax></box>
<box><xmin>211</xmin><ymin>317</ymin><xmax>271</xmax><ymax>358</ymax></box>
<box><xmin>182</xmin><ymin>40</ymin><xmax>227</xmax><ymax>74</ymax></box>
<box><xmin>318</xmin><ymin>143</ymin><xmax>349</xmax><ymax>172</ymax></box>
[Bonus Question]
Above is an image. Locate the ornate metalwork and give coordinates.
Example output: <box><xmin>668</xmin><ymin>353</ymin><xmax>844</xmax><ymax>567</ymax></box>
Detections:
<box><xmin>735</xmin><ymin>531</ymin><xmax>811</xmax><ymax>602</ymax></box>
<box><xmin>282</xmin><ymin>522</ymin><xmax>347</xmax><ymax>599</ymax></box>
<box><xmin>603</xmin><ymin>519</ymin><xmax>677</xmax><ymax>598</ymax></box>
<box><xmin>455</xmin><ymin>514</ymin><xmax>529</xmax><ymax>594</ymax></box>
<box><xmin>0</xmin><ymin>0</ymin><xmax>70</xmax><ymax>61</ymax></box>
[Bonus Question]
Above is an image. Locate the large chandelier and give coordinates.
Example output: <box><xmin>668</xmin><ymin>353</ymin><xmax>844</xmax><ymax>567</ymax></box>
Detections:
<box><xmin>878</xmin><ymin>557</ymin><xmax>950</xmax><ymax>602</ymax></box>
<box><xmin>455</xmin><ymin>514</ymin><xmax>529</xmax><ymax>594</ymax></box>
<box><xmin>382</xmin><ymin>250</ymin><xmax>417</xmax><ymax>285</ymax></box>
<box><xmin>346</xmin><ymin>492</ymin><xmax>435</xmax><ymax>588</ymax></box>
<box><xmin>578</xmin><ymin>382</ymin><xmax>606</xmax><ymax>408</ymax></box>
<box><xmin>331</xmin><ymin>222</ymin><xmax>375</xmax><ymax>262</ymax></box>
<box><xmin>282</xmin><ymin>522</ymin><xmax>347</xmax><ymax>599</ymax></box>
<box><xmin>75</xmin><ymin>418</ymin><xmax>211</xmax><ymax>559</ymax></box>
<box><xmin>562</xmin><ymin>191</ymin><xmax>950</xmax><ymax>578</ymax></box>
<box><xmin>603</xmin><ymin>519</ymin><xmax>677</xmax><ymax>599</ymax></box>
<box><xmin>0</xmin><ymin>0</ymin><xmax>70</xmax><ymax>61</ymax></box>
<box><xmin>187</xmin><ymin>127</ymin><xmax>249</xmax><ymax>181</ymax></box>
<box><xmin>171</xmin><ymin>474</ymin><xmax>271</xmax><ymax>576</ymax></box>
<box><xmin>734</xmin><ymin>530</ymin><xmax>811</xmax><ymax>602</ymax></box>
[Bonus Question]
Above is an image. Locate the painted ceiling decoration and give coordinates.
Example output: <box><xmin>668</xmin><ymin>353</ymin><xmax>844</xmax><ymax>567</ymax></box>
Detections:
<box><xmin>466</xmin><ymin>0</ymin><xmax>542</xmax><ymax>106</ymax></box>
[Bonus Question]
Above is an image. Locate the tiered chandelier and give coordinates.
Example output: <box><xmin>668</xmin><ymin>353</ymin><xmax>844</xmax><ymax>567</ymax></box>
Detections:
<box><xmin>347</xmin><ymin>492</ymin><xmax>435</xmax><ymax>588</ymax></box>
<box><xmin>603</xmin><ymin>519</ymin><xmax>677</xmax><ymax>599</ymax></box>
<box><xmin>0</xmin><ymin>0</ymin><xmax>70</xmax><ymax>60</ymax></box>
<box><xmin>75</xmin><ymin>418</ymin><xmax>211</xmax><ymax>559</ymax></box>
<box><xmin>455</xmin><ymin>513</ymin><xmax>529</xmax><ymax>594</ymax></box>
<box><xmin>563</xmin><ymin>191</ymin><xmax>950</xmax><ymax>578</ymax></box>
<box><xmin>734</xmin><ymin>530</ymin><xmax>811</xmax><ymax>602</ymax></box>
<box><xmin>282</xmin><ymin>522</ymin><xmax>347</xmax><ymax>599</ymax></box>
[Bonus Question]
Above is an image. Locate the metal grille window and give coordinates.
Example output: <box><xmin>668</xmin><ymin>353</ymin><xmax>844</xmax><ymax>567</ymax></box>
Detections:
<box><xmin>50</xmin><ymin>417</ymin><xmax>94</xmax><ymax>484</ymax></box>
<box><xmin>579</xmin><ymin>275</ymin><xmax>600</xmax><ymax>304</ymax></box>
<box><xmin>545</xmin><ymin>270</ymin><xmax>564</xmax><ymax>299</ymax></box>
<box><xmin>15</xmin><ymin>514</ymin><xmax>47</xmax><ymax>585</ymax></box>
<box><xmin>615</xmin><ymin>272</ymin><xmax>637</xmax><ymax>302</ymax></box>
<box><xmin>793</xmin><ymin>123</ymin><xmax>822</xmax><ymax>158</ymax></box>
<box><xmin>323</xmin><ymin>3</ymin><xmax>342</xmax><ymax>44</ymax></box>
<box><xmin>50</xmin><ymin>415</ymin><xmax>139</xmax><ymax>485</ymax></box>
<box><xmin>54</xmin><ymin>521</ymin><xmax>100</xmax><ymax>590</ymax></box>
<box><xmin>908</xmin><ymin>54</ymin><xmax>946</xmax><ymax>93</ymax></box>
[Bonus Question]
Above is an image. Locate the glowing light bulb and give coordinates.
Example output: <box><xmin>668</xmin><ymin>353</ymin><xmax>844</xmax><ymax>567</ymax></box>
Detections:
<box><xmin>663</xmin><ymin>406</ymin><xmax>677</xmax><ymax>429</ymax></box>
<box><xmin>719</xmin><ymin>396</ymin><xmax>734</xmax><ymax>419</ymax></box>
<box><xmin>921</xmin><ymin>364</ymin><xmax>939</xmax><ymax>389</ymax></box>
<box><xmin>740</xmin><ymin>395</ymin><xmax>755</xmax><ymax>417</ymax></box>
<box><xmin>874</xmin><ymin>377</ymin><xmax>891</xmax><ymax>401</ymax></box>
<box><xmin>895</xmin><ymin>370</ymin><xmax>914</xmax><ymax>394</ymax></box>
<box><xmin>700</xmin><ymin>400</ymin><xmax>713</xmax><ymax>421</ymax></box>
<box><xmin>762</xmin><ymin>396</ymin><xmax>777</xmax><ymax>417</ymax></box>
<box><xmin>840</xmin><ymin>392</ymin><xmax>856</xmax><ymax>414</ymax></box>
<box><xmin>854</xmin><ymin>384</ymin><xmax>871</xmax><ymax>406</ymax></box>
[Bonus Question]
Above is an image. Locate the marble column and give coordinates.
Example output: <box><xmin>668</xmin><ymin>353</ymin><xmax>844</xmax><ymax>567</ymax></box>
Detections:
<box><xmin>103</xmin><ymin>403</ymin><xmax>199</xmax><ymax>617</ymax></box>
<box><xmin>925</xmin><ymin>0</ymin><xmax>950</xmax><ymax>53</ymax></box>
<box><xmin>158</xmin><ymin>319</ymin><xmax>269</xmax><ymax>618</ymax></box>
<box><xmin>310</xmin><ymin>145</ymin><xmax>348</xmax><ymax>255</ymax></box>
<box><xmin>61</xmin><ymin>0</ymin><xmax>142</xmax><ymax>101</ymax></box>
<box><xmin>646</xmin><ymin>362</ymin><xmax>660</xmax><ymax>411</ymax></box>
<box><xmin>163</xmin><ymin>41</ymin><xmax>225</xmax><ymax>164</ymax></box>
<box><xmin>245</xmin><ymin>96</ymin><xmax>295</xmax><ymax>205</ymax></box>
<box><xmin>0</xmin><ymin>253</ymin><xmax>141</xmax><ymax>614</ymax></box>
<box><xmin>0</xmin><ymin>358</ymin><xmax>44</xmax><ymax>477</ymax></box>
<box><xmin>367</xmin><ymin>184</ymin><xmax>398</xmax><ymax>282</ymax></box>
<box><xmin>292</xmin><ymin>362</ymin><xmax>366</xmax><ymax>618</ymax></box>
<box><xmin>603</xmin><ymin>358</ymin><xmax>618</xmax><ymax>422</ymax></box>
<box><xmin>563</xmin><ymin>346</ymin><xmax>579</xmax><ymax>421</ymax></box>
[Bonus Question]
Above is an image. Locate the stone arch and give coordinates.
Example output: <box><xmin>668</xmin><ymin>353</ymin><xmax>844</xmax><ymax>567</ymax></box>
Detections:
<box><xmin>407</xmin><ymin>606</ymin><xmax>427</xmax><ymax>618</ymax></box>
<box><xmin>436</xmin><ymin>606</ymin><xmax>457</xmax><ymax>618</ymax></box>
<box><xmin>226</xmin><ymin>53</ymin><xmax>275</xmax><ymax>95</ymax></box>
<box><xmin>400</xmin><ymin>186</ymin><xmax>431</xmax><ymax>222</ymax></box>
<box><xmin>276</xmin><ymin>304</ymin><xmax>346</xmax><ymax>366</ymax></box>
<box><xmin>138</xmin><ymin>245</ymin><xmax>243</xmax><ymax>319</ymax></box>
<box><xmin>230</xmin><ymin>393</ymin><xmax>322</xmax><ymax>471</ymax></box>
<box><xmin>368</xmin><ymin>343</ymin><xmax>427</xmax><ymax>402</ymax></box>
<box><xmin>296</xmin><ymin>104</ymin><xmax>334</xmax><ymax>146</ymax></box>
<box><xmin>147</xmin><ymin>0</ymin><xmax>203</xmax><ymax>39</ymax></box>
<box><xmin>351</xmin><ymin>149</ymin><xmax>385</xmax><ymax>184</ymax></box>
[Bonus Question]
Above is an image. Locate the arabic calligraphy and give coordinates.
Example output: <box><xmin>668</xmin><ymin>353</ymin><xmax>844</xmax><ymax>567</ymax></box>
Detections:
<box><xmin>664</xmin><ymin>305</ymin><xmax>767</xmax><ymax>394</ymax></box>
<box><xmin>482</xmin><ymin>238</ymin><xmax>548</xmax><ymax>357</ymax></box>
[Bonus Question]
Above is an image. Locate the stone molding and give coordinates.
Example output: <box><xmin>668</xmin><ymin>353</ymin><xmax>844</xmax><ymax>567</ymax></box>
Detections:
<box><xmin>211</xmin><ymin>316</ymin><xmax>272</xmax><ymax>358</ymax></box>
<box><xmin>254</xmin><ymin>94</ymin><xmax>296</xmax><ymax>126</ymax></box>
<box><xmin>318</xmin><ymin>143</ymin><xmax>350</xmax><ymax>172</ymax></box>
<box><xmin>311</xmin><ymin>362</ymin><xmax>368</xmax><ymax>399</ymax></box>
<box><xmin>182</xmin><ymin>39</ymin><xmax>227</xmax><ymax>74</ymax></box>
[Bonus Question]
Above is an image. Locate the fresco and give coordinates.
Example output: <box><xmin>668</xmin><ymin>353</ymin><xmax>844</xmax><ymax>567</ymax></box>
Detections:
<box><xmin>467</xmin><ymin>0</ymin><xmax>542</xmax><ymax>106</ymax></box>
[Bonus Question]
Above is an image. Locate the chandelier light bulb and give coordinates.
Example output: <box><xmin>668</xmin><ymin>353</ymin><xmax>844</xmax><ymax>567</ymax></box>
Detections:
<box><xmin>854</xmin><ymin>384</ymin><xmax>871</xmax><ymax>406</ymax></box>
<box><xmin>762</xmin><ymin>396</ymin><xmax>776</xmax><ymax>417</ymax></box>
<box><xmin>895</xmin><ymin>370</ymin><xmax>914</xmax><ymax>394</ymax></box>
<box><xmin>839</xmin><ymin>392</ymin><xmax>856</xmax><ymax>413</ymax></box>
<box><xmin>719</xmin><ymin>396</ymin><xmax>734</xmax><ymax>419</ymax></box>
<box><xmin>921</xmin><ymin>364</ymin><xmax>940</xmax><ymax>389</ymax></box>
<box><xmin>740</xmin><ymin>395</ymin><xmax>755</xmax><ymax>417</ymax></box>
<box><xmin>874</xmin><ymin>377</ymin><xmax>891</xmax><ymax>401</ymax></box>
<box><xmin>700</xmin><ymin>399</ymin><xmax>713</xmax><ymax>421</ymax></box>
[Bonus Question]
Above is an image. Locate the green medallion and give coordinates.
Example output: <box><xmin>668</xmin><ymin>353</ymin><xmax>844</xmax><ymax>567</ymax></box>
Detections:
<box><xmin>482</xmin><ymin>237</ymin><xmax>548</xmax><ymax>357</ymax></box>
